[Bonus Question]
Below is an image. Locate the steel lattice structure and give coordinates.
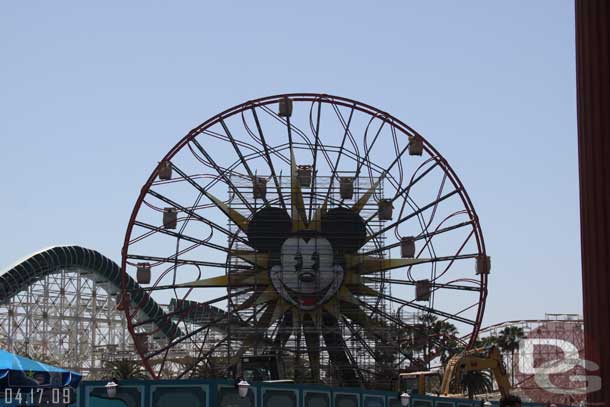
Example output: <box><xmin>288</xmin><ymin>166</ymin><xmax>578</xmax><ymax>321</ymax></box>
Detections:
<box><xmin>120</xmin><ymin>93</ymin><xmax>490</xmax><ymax>389</ymax></box>
<box><xmin>476</xmin><ymin>314</ymin><xmax>586</xmax><ymax>404</ymax></box>
<box><xmin>0</xmin><ymin>246</ymin><xmax>178</xmax><ymax>378</ymax></box>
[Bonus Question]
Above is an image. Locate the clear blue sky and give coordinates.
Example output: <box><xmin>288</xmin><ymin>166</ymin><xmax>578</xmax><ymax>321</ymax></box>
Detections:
<box><xmin>0</xmin><ymin>1</ymin><xmax>578</xmax><ymax>327</ymax></box>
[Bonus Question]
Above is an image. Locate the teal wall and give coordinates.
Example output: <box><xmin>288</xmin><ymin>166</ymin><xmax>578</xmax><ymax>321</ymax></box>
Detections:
<box><xmin>72</xmin><ymin>379</ymin><xmax>549</xmax><ymax>407</ymax></box>
<box><xmin>0</xmin><ymin>379</ymin><xmax>554</xmax><ymax>407</ymax></box>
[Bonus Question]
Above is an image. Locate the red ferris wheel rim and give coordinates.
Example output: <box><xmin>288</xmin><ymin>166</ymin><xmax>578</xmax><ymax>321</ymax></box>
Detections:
<box><xmin>120</xmin><ymin>93</ymin><xmax>488</xmax><ymax>380</ymax></box>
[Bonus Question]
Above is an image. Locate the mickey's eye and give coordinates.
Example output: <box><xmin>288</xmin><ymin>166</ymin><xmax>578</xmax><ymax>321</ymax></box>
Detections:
<box><xmin>311</xmin><ymin>252</ymin><xmax>320</xmax><ymax>271</ymax></box>
<box><xmin>294</xmin><ymin>253</ymin><xmax>303</xmax><ymax>271</ymax></box>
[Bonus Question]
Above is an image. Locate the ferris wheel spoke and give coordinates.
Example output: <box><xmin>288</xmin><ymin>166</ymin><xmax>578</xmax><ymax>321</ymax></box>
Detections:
<box><xmin>229</xmin><ymin>301</ymin><xmax>281</xmax><ymax>363</ymax></box>
<box><xmin>357</xmin><ymin>146</ymin><xmax>421</xmax><ymax>223</ymax></box>
<box><xmin>272</xmin><ymin>311</ymin><xmax>294</xmax><ymax>349</ymax></box>
<box><xmin>234</xmin><ymin>287</ymin><xmax>277</xmax><ymax>311</ymax></box>
<box><xmin>147</xmin><ymin>189</ymin><xmax>249</xmax><ymax>246</ymax></box>
<box><xmin>321</xmin><ymin>311</ymin><xmax>362</xmax><ymax>386</ymax></box>
<box><xmin>176</xmin><ymin>336</ymin><xmax>230</xmax><ymax>380</ymax></box>
<box><xmin>362</xmin><ymin>219</ymin><xmax>473</xmax><ymax>256</ymax></box>
<box><xmin>128</xmin><ymin>228</ymin><xmax>157</xmax><ymax>245</ymax></box>
<box><xmin>310</xmin><ymin>98</ymin><xmax>337</xmax><ymax>171</ymax></box>
<box><xmin>267</xmin><ymin>104</ymin><xmax>314</xmax><ymax>150</ymax></box>
<box><xmin>168</xmin><ymin>164</ymin><xmax>251</xmax><ymax>233</ymax></box>
<box><xmin>341</xmin><ymin>317</ymin><xmax>381</xmax><ymax>362</ymax></box>
<box><xmin>203</xmin><ymin>129</ymin><xmax>261</xmax><ymax>156</ymax></box>
<box><xmin>290</xmin><ymin>150</ymin><xmax>308</xmax><ymax>230</ymax></box>
<box><xmin>448</xmin><ymin>302</ymin><xmax>480</xmax><ymax>322</ymax></box>
<box><xmin>218</xmin><ymin>119</ymin><xmax>254</xmax><ymax>179</ymax></box>
<box><xmin>141</xmin><ymin>239</ymin><xmax>200</xmax><ymax>268</ymax></box>
<box><xmin>133</xmin><ymin>221</ymin><xmax>267</xmax><ymax>268</ymax></box>
<box><xmin>307</xmin><ymin>100</ymin><xmax>322</xmax><ymax>221</ymax></box>
<box><xmin>302</xmin><ymin>313</ymin><xmax>321</xmax><ymax>382</ymax></box>
<box><xmin>322</xmin><ymin>104</ymin><xmax>356</xmax><ymax>208</ymax></box>
<box><xmin>127</xmin><ymin>254</ymin><xmax>250</xmax><ymax>271</ymax></box>
<box><xmin>177</xmin><ymin>271</ymin><xmax>268</xmax><ymax>288</ymax></box>
<box><xmin>422</xmin><ymin>230</ymin><xmax>476</xmax><ymax>282</ymax></box>
<box><xmin>340</xmin><ymin>301</ymin><xmax>392</xmax><ymax>342</ymax></box>
<box><xmin>366</xmin><ymin>188</ymin><xmax>462</xmax><ymax>240</ymax></box>
<box><xmin>354</xmin><ymin>117</ymin><xmax>386</xmax><ymax>181</ymax></box>
<box><xmin>189</xmin><ymin>138</ymin><xmax>255</xmax><ymax>213</ymax></box>
<box><xmin>363</xmin><ymin>277</ymin><xmax>480</xmax><ymax>292</ymax></box>
<box><xmin>132</xmin><ymin>288</ymin><xmax>253</xmax><ymax>329</ymax></box>
<box><xmin>219</xmin><ymin>118</ymin><xmax>273</xmax><ymax>208</ymax></box>
<box><xmin>376</xmin><ymin>291</ymin><xmax>475</xmax><ymax>326</ymax></box>
<box><xmin>359</xmin><ymin>301</ymin><xmax>408</xmax><ymax>330</ymax></box>
<box><xmin>353</xmin><ymin>300</ymin><xmax>457</xmax><ymax>355</ymax></box>
<box><xmin>143</xmin><ymin>311</ymin><xmax>232</xmax><ymax>360</ymax></box>
<box><xmin>133</xmin><ymin>220</ymin><xmax>230</xmax><ymax>253</ymax></box>
<box><xmin>250</xmin><ymin>106</ymin><xmax>286</xmax><ymax>210</ymax></box>
<box><xmin>346</xmin><ymin>255</ymin><xmax>430</xmax><ymax>274</ymax></box>
<box><xmin>259</xmin><ymin>105</ymin><xmax>310</xmax><ymax>166</ymax></box>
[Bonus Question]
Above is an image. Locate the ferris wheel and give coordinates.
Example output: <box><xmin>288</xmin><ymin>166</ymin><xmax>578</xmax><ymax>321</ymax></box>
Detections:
<box><xmin>120</xmin><ymin>93</ymin><xmax>489</xmax><ymax>388</ymax></box>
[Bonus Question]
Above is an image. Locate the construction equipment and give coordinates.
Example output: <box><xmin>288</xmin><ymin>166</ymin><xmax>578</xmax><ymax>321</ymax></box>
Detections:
<box><xmin>397</xmin><ymin>346</ymin><xmax>512</xmax><ymax>397</ymax></box>
<box><xmin>397</xmin><ymin>370</ymin><xmax>442</xmax><ymax>395</ymax></box>
<box><xmin>240</xmin><ymin>354</ymin><xmax>284</xmax><ymax>382</ymax></box>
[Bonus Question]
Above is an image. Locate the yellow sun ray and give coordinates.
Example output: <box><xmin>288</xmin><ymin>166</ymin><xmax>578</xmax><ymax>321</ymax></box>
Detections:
<box><xmin>229</xmin><ymin>249</ymin><xmax>269</xmax><ymax>268</ymax></box>
<box><xmin>322</xmin><ymin>298</ymin><xmax>341</xmax><ymax>319</ymax></box>
<box><xmin>346</xmin><ymin>283</ymin><xmax>382</xmax><ymax>297</ymax></box>
<box><xmin>345</xmin><ymin>254</ymin><xmax>428</xmax><ymax>274</ymax></box>
<box><xmin>253</xmin><ymin>288</ymin><xmax>280</xmax><ymax>306</ymax></box>
<box><xmin>309</xmin><ymin>200</ymin><xmax>327</xmax><ymax>232</ymax></box>
<box><xmin>270</xmin><ymin>300</ymin><xmax>291</xmax><ymax>325</ymax></box>
<box><xmin>177</xmin><ymin>270</ymin><xmax>270</xmax><ymax>288</ymax></box>
<box><xmin>176</xmin><ymin>274</ymin><xmax>229</xmax><ymax>287</ymax></box>
<box><xmin>341</xmin><ymin>302</ymin><xmax>390</xmax><ymax>341</ymax></box>
<box><xmin>236</xmin><ymin>287</ymin><xmax>277</xmax><ymax>311</ymax></box>
<box><xmin>230</xmin><ymin>302</ymin><xmax>280</xmax><ymax>364</ymax></box>
<box><xmin>351</xmin><ymin>178</ymin><xmax>381</xmax><ymax>214</ymax></box>
<box><xmin>205</xmin><ymin>191</ymin><xmax>250</xmax><ymax>233</ymax></box>
<box><xmin>338</xmin><ymin>286</ymin><xmax>360</xmax><ymax>305</ymax></box>
<box><xmin>343</xmin><ymin>272</ymin><xmax>362</xmax><ymax>286</ymax></box>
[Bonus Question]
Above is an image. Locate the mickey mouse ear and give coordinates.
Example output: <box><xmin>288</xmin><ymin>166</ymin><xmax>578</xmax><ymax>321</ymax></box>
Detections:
<box><xmin>321</xmin><ymin>207</ymin><xmax>366</xmax><ymax>253</ymax></box>
<box><xmin>246</xmin><ymin>206</ymin><xmax>291</xmax><ymax>252</ymax></box>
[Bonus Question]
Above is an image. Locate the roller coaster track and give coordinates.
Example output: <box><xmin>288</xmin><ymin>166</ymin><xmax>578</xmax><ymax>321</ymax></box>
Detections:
<box><xmin>0</xmin><ymin>245</ymin><xmax>182</xmax><ymax>340</ymax></box>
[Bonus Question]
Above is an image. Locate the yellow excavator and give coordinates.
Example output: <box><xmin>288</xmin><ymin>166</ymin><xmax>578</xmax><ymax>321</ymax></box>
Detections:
<box><xmin>397</xmin><ymin>346</ymin><xmax>512</xmax><ymax>398</ymax></box>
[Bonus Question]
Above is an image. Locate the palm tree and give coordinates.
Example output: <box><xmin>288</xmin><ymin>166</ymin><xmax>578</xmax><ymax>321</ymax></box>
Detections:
<box><xmin>187</xmin><ymin>357</ymin><xmax>225</xmax><ymax>379</ymax></box>
<box><xmin>459</xmin><ymin>371</ymin><xmax>494</xmax><ymax>399</ymax></box>
<box><xmin>17</xmin><ymin>350</ymin><xmax>60</xmax><ymax>367</ymax></box>
<box><xmin>103</xmin><ymin>359</ymin><xmax>149</xmax><ymax>380</ymax></box>
<box><xmin>476</xmin><ymin>335</ymin><xmax>499</xmax><ymax>348</ymax></box>
<box><xmin>497</xmin><ymin>326</ymin><xmax>525</xmax><ymax>385</ymax></box>
<box><xmin>413</xmin><ymin>315</ymin><xmax>460</xmax><ymax>367</ymax></box>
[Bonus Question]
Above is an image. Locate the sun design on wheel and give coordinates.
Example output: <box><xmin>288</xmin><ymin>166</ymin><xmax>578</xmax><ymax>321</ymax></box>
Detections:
<box><xmin>186</xmin><ymin>151</ymin><xmax>426</xmax><ymax>320</ymax></box>
<box><xmin>120</xmin><ymin>94</ymin><xmax>489</xmax><ymax>386</ymax></box>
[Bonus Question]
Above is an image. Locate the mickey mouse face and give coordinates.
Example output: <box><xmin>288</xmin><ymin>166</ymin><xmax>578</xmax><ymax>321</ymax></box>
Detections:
<box><xmin>246</xmin><ymin>206</ymin><xmax>366</xmax><ymax>310</ymax></box>
<box><xmin>270</xmin><ymin>236</ymin><xmax>343</xmax><ymax>310</ymax></box>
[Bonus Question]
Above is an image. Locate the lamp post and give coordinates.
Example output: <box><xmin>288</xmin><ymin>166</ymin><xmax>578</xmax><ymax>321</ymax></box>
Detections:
<box><xmin>105</xmin><ymin>381</ymin><xmax>118</xmax><ymax>398</ymax></box>
<box><xmin>237</xmin><ymin>379</ymin><xmax>250</xmax><ymax>398</ymax></box>
<box><xmin>400</xmin><ymin>392</ymin><xmax>411</xmax><ymax>407</ymax></box>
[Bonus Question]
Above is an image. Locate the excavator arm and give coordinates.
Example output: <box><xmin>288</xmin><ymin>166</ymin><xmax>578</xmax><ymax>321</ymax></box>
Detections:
<box><xmin>440</xmin><ymin>346</ymin><xmax>512</xmax><ymax>397</ymax></box>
